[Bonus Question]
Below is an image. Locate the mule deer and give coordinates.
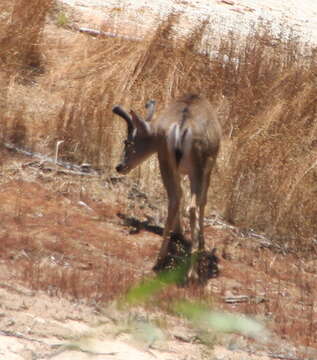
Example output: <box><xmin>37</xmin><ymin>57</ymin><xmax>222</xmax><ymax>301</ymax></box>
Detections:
<box><xmin>113</xmin><ymin>94</ymin><xmax>221</xmax><ymax>283</ymax></box>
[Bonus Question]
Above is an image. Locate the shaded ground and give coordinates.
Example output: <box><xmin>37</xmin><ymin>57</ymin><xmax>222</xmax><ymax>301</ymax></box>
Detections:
<box><xmin>0</xmin><ymin>148</ymin><xmax>316</xmax><ymax>359</ymax></box>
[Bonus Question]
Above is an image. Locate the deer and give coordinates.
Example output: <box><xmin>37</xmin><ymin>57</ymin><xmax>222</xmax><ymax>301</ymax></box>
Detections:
<box><xmin>113</xmin><ymin>94</ymin><xmax>221</xmax><ymax>284</ymax></box>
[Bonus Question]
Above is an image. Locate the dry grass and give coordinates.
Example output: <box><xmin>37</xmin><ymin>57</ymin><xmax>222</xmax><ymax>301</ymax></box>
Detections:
<box><xmin>0</xmin><ymin>175</ymin><xmax>143</xmax><ymax>302</ymax></box>
<box><xmin>0</xmin><ymin>0</ymin><xmax>53</xmax><ymax>76</ymax></box>
<box><xmin>56</xmin><ymin>14</ymin><xmax>317</xmax><ymax>250</ymax></box>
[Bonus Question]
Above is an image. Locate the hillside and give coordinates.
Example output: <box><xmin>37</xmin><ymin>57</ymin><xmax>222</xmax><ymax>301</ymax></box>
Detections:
<box><xmin>0</xmin><ymin>0</ymin><xmax>316</xmax><ymax>359</ymax></box>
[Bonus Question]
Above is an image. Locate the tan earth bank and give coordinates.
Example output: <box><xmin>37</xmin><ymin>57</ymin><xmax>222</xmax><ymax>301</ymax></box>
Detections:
<box><xmin>61</xmin><ymin>0</ymin><xmax>317</xmax><ymax>44</ymax></box>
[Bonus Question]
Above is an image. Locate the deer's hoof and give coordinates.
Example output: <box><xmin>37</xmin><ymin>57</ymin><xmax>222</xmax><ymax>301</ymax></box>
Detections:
<box><xmin>197</xmin><ymin>248</ymin><xmax>220</xmax><ymax>283</ymax></box>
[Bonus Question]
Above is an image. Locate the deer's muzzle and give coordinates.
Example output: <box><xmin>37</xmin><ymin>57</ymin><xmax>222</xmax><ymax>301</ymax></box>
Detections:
<box><xmin>116</xmin><ymin>163</ymin><xmax>129</xmax><ymax>174</ymax></box>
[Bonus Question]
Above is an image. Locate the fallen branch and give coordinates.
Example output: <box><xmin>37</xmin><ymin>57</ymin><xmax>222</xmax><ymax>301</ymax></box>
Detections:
<box><xmin>224</xmin><ymin>294</ymin><xmax>266</xmax><ymax>304</ymax></box>
<box><xmin>0</xmin><ymin>329</ymin><xmax>46</xmax><ymax>344</ymax></box>
<box><xmin>4</xmin><ymin>142</ymin><xmax>100</xmax><ymax>176</ymax></box>
<box><xmin>76</xmin><ymin>25</ymin><xmax>141</xmax><ymax>42</ymax></box>
<box><xmin>266</xmin><ymin>353</ymin><xmax>302</xmax><ymax>360</ymax></box>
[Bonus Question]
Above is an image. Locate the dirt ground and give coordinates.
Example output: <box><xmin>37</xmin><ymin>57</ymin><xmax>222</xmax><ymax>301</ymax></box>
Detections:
<box><xmin>0</xmin><ymin>147</ymin><xmax>316</xmax><ymax>360</ymax></box>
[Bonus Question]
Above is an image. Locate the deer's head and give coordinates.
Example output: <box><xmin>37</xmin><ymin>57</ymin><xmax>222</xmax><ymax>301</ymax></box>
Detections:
<box><xmin>113</xmin><ymin>100</ymin><xmax>156</xmax><ymax>174</ymax></box>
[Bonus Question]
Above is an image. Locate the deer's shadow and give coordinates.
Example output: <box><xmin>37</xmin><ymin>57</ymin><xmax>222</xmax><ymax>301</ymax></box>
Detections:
<box><xmin>117</xmin><ymin>212</ymin><xmax>219</xmax><ymax>284</ymax></box>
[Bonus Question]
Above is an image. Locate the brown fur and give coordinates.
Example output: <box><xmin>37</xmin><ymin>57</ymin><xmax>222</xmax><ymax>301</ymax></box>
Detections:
<box><xmin>114</xmin><ymin>94</ymin><xmax>221</xmax><ymax>284</ymax></box>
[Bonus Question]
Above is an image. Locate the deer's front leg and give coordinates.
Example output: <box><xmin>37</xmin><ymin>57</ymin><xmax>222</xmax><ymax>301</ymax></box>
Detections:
<box><xmin>153</xmin><ymin>190</ymin><xmax>181</xmax><ymax>270</ymax></box>
<box><xmin>153</xmin><ymin>153</ymin><xmax>186</xmax><ymax>272</ymax></box>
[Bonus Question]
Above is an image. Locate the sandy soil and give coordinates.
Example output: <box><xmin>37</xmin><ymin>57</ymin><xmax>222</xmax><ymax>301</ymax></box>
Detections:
<box><xmin>61</xmin><ymin>0</ymin><xmax>317</xmax><ymax>44</ymax></box>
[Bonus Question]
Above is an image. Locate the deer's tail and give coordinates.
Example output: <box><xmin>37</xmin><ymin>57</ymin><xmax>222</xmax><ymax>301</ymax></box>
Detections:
<box><xmin>168</xmin><ymin>122</ymin><xmax>192</xmax><ymax>167</ymax></box>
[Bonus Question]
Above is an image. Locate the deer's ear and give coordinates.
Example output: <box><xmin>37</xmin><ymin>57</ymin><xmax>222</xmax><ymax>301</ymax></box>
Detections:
<box><xmin>113</xmin><ymin>106</ymin><xmax>133</xmax><ymax>133</ymax></box>
<box><xmin>130</xmin><ymin>110</ymin><xmax>151</xmax><ymax>135</ymax></box>
<box><xmin>145</xmin><ymin>100</ymin><xmax>156</xmax><ymax>122</ymax></box>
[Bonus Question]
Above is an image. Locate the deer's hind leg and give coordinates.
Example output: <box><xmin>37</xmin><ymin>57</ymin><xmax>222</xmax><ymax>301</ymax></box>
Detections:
<box><xmin>188</xmin><ymin>156</ymin><xmax>218</xmax><ymax>284</ymax></box>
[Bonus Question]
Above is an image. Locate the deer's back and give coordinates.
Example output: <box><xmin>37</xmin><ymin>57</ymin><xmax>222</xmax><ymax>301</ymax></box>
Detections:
<box><xmin>153</xmin><ymin>94</ymin><xmax>221</xmax><ymax>155</ymax></box>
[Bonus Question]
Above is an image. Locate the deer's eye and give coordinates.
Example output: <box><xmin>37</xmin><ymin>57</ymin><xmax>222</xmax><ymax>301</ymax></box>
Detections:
<box><xmin>124</xmin><ymin>140</ymin><xmax>133</xmax><ymax>146</ymax></box>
